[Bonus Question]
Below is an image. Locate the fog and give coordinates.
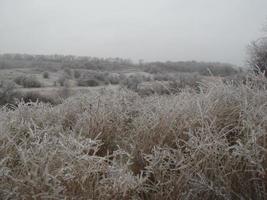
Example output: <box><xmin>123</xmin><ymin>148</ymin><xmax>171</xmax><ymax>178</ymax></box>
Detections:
<box><xmin>0</xmin><ymin>0</ymin><xmax>266</xmax><ymax>65</ymax></box>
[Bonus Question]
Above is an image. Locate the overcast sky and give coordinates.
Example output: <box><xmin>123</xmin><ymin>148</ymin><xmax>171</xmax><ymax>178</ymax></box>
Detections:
<box><xmin>0</xmin><ymin>0</ymin><xmax>266</xmax><ymax>65</ymax></box>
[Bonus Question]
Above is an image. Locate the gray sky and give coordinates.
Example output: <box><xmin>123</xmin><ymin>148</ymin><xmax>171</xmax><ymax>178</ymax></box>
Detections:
<box><xmin>0</xmin><ymin>0</ymin><xmax>266</xmax><ymax>66</ymax></box>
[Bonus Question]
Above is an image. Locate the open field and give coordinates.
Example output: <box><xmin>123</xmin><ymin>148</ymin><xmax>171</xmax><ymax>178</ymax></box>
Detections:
<box><xmin>1</xmin><ymin>56</ymin><xmax>267</xmax><ymax>199</ymax></box>
<box><xmin>1</xmin><ymin>54</ymin><xmax>267</xmax><ymax>199</ymax></box>
<box><xmin>0</xmin><ymin>54</ymin><xmax>238</xmax><ymax>106</ymax></box>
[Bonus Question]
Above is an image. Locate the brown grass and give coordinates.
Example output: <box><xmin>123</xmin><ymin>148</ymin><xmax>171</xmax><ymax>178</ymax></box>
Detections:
<box><xmin>0</xmin><ymin>73</ymin><xmax>267</xmax><ymax>199</ymax></box>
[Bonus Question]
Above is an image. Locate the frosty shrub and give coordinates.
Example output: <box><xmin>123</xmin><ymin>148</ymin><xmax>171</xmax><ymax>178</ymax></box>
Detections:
<box><xmin>0</xmin><ymin>72</ymin><xmax>267</xmax><ymax>199</ymax></box>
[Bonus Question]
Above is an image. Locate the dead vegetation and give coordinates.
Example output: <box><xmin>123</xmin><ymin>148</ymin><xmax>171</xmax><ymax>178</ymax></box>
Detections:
<box><xmin>0</xmin><ymin>72</ymin><xmax>266</xmax><ymax>199</ymax></box>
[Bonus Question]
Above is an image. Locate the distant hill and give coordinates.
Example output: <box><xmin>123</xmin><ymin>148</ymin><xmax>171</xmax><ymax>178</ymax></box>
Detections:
<box><xmin>0</xmin><ymin>53</ymin><xmax>238</xmax><ymax>76</ymax></box>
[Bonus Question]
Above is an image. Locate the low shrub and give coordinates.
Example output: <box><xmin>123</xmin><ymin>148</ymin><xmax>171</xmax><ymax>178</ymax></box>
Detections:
<box><xmin>107</xmin><ymin>74</ymin><xmax>120</xmax><ymax>84</ymax></box>
<box><xmin>0</xmin><ymin>81</ymin><xmax>18</xmax><ymax>106</ymax></box>
<box><xmin>74</xmin><ymin>69</ymin><xmax>81</xmax><ymax>79</ymax></box>
<box><xmin>136</xmin><ymin>81</ymin><xmax>171</xmax><ymax>96</ymax></box>
<box><xmin>0</xmin><ymin>82</ymin><xmax>59</xmax><ymax>106</ymax></box>
<box><xmin>13</xmin><ymin>75</ymin><xmax>25</xmax><ymax>85</ymax></box>
<box><xmin>167</xmin><ymin>73</ymin><xmax>202</xmax><ymax>93</ymax></box>
<box><xmin>132</xmin><ymin>73</ymin><xmax>202</xmax><ymax>96</ymax></box>
<box><xmin>121</xmin><ymin>75</ymin><xmax>142</xmax><ymax>91</ymax></box>
<box><xmin>14</xmin><ymin>75</ymin><xmax>42</xmax><ymax>88</ymax></box>
<box><xmin>77</xmin><ymin>78</ymin><xmax>100</xmax><ymax>87</ymax></box>
<box><xmin>120</xmin><ymin>74</ymin><xmax>151</xmax><ymax>91</ymax></box>
<box><xmin>56</xmin><ymin>81</ymin><xmax>74</xmax><ymax>99</ymax></box>
<box><xmin>64</xmin><ymin>68</ymin><xmax>73</xmax><ymax>77</ymax></box>
<box><xmin>43</xmin><ymin>71</ymin><xmax>50</xmax><ymax>79</ymax></box>
<box><xmin>57</xmin><ymin>74</ymin><xmax>71</xmax><ymax>87</ymax></box>
<box><xmin>154</xmin><ymin>73</ymin><xmax>175</xmax><ymax>81</ymax></box>
<box><xmin>94</xmin><ymin>71</ymin><xmax>109</xmax><ymax>82</ymax></box>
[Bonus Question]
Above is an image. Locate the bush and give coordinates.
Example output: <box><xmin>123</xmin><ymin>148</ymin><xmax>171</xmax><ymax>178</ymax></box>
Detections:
<box><xmin>57</xmin><ymin>75</ymin><xmax>68</xmax><ymax>87</ymax></box>
<box><xmin>94</xmin><ymin>71</ymin><xmax>109</xmax><ymax>82</ymax></box>
<box><xmin>107</xmin><ymin>74</ymin><xmax>120</xmax><ymax>84</ymax></box>
<box><xmin>167</xmin><ymin>73</ymin><xmax>201</xmax><ymax>93</ymax></box>
<box><xmin>248</xmin><ymin>38</ymin><xmax>267</xmax><ymax>77</ymax></box>
<box><xmin>64</xmin><ymin>68</ymin><xmax>73</xmax><ymax>78</ymax></box>
<box><xmin>77</xmin><ymin>78</ymin><xmax>100</xmax><ymax>87</ymax></box>
<box><xmin>0</xmin><ymin>81</ymin><xmax>18</xmax><ymax>106</ymax></box>
<box><xmin>136</xmin><ymin>81</ymin><xmax>171</xmax><ymax>96</ymax></box>
<box><xmin>74</xmin><ymin>70</ymin><xmax>81</xmax><ymax>79</ymax></box>
<box><xmin>13</xmin><ymin>75</ymin><xmax>25</xmax><ymax>85</ymax></box>
<box><xmin>154</xmin><ymin>73</ymin><xmax>175</xmax><ymax>81</ymax></box>
<box><xmin>56</xmin><ymin>80</ymin><xmax>73</xmax><ymax>99</ymax></box>
<box><xmin>76</xmin><ymin>71</ymin><xmax>112</xmax><ymax>86</ymax></box>
<box><xmin>120</xmin><ymin>74</ymin><xmax>149</xmax><ymax>91</ymax></box>
<box><xmin>14</xmin><ymin>75</ymin><xmax>42</xmax><ymax>88</ymax></box>
<box><xmin>43</xmin><ymin>71</ymin><xmax>50</xmax><ymax>79</ymax></box>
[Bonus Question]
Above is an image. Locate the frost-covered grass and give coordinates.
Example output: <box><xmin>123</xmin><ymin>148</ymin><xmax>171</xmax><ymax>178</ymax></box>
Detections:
<box><xmin>0</xmin><ymin>73</ymin><xmax>267</xmax><ymax>199</ymax></box>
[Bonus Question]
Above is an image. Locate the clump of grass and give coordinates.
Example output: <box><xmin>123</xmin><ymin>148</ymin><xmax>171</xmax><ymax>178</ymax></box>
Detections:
<box><xmin>0</xmin><ymin>72</ymin><xmax>267</xmax><ymax>199</ymax></box>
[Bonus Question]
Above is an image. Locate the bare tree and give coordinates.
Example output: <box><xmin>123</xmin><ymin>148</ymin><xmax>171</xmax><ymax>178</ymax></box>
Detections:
<box><xmin>248</xmin><ymin>24</ymin><xmax>267</xmax><ymax>77</ymax></box>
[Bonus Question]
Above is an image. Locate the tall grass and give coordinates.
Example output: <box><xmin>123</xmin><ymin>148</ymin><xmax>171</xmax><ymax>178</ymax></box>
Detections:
<box><xmin>0</xmin><ymin>73</ymin><xmax>267</xmax><ymax>199</ymax></box>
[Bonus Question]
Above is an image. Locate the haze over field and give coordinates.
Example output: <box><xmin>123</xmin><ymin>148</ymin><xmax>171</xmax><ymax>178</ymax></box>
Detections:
<box><xmin>0</xmin><ymin>0</ymin><xmax>266</xmax><ymax>65</ymax></box>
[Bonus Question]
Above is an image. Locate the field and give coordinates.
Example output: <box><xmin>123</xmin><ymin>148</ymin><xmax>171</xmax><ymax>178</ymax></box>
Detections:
<box><xmin>0</xmin><ymin>54</ymin><xmax>267</xmax><ymax>199</ymax></box>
